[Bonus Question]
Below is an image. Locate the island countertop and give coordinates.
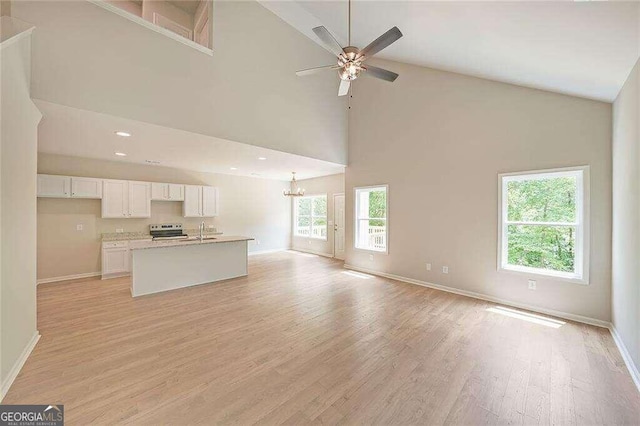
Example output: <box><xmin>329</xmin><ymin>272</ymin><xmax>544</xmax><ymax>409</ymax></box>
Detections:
<box><xmin>129</xmin><ymin>236</ymin><xmax>254</xmax><ymax>250</ymax></box>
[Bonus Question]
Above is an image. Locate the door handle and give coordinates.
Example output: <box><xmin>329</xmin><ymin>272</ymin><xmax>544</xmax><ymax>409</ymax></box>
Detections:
<box><xmin>334</xmin><ymin>224</ymin><xmax>338</xmax><ymax>231</ymax></box>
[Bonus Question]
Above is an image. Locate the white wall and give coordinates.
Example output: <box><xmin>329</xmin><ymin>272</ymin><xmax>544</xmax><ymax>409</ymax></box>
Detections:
<box><xmin>37</xmin><ymin>153</ymin><xmax>292</xmax><ymax>280</ymax></box>
<box><xmin>291</xmin><ymin>174</ymin><xmax>344</xmax><ymax>257</ymax></box>
<box><xmin>346</xmin><ymin>59</ymin><xmax>612</xmax><ymax>323</ymax></box>
<box><xmin>0</xmin><ymin>20</ymin><xmax>41</xmax><ymax>398</ymax></box>
<box><xmin>12</xmin><ymin>0</ymin><xmax>348</xmax><ymax>165</ymax></box>
<box><xmin>612</xmin><ymin>59</ymin><xmax>640</xmax><ymax>372</ymax></box>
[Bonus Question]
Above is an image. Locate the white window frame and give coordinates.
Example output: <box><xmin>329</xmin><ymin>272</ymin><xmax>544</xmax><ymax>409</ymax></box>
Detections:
<box><xmin>497</xmin><ymin>166</ymin><xmax>590</xmax><ymax>285</ymax></box>
<box><xmin>294</xmin><ymin>194</ymin><xmax>328</xmax><ymax>241</ymax></box>
<box><xmin>354</xmin><ymin>185</ymin><xmax>389</xmax><ymax>254</ymax></box>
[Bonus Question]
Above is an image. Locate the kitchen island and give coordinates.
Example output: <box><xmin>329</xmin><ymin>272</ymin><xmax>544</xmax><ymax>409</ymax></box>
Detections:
<box><xmin>129</xmin><ymin>236</ymin><xmax>254</xmax><ymax>297</ymax></box>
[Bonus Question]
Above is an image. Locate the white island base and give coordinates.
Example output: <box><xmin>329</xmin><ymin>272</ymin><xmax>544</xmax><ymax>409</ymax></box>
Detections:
<box><xmin>130</xmin><ymin>237</ymin><xmax>252</xmax><ymax>297</ymax></box>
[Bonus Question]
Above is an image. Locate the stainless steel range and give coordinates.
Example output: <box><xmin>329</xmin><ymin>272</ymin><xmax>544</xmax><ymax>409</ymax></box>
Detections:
<box><xmin>149</xmin><ymin>223</ymin><xmax>189</xmax><ymax>241</ymax></box>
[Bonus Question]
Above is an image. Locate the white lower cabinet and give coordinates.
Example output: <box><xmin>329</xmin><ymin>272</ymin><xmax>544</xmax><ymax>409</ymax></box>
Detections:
<box><xmin>183</xmin><ymin>185</ymin><xmax>218</xmax><ymax>217</ymax></box>
<box><xmin>102</xmin><ymin>241</ymin><xmax>130</xmax><ymax>279</ymax></box>
<box><xmin>102</xmin><ymin>180</ymin><xmax>151</xmax><ymax>218</ymax></box>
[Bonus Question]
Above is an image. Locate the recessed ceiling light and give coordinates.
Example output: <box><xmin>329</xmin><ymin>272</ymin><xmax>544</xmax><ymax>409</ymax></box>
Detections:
<box><xmin>230</xmin><ymin>167</ymin><xmax>238</xmax><ymax>170</ymax></box>
<box><xmin>115</xmin><ymin>152</ymin><xmax>127</xmax><ymax>156</ymax></box>
<box><xmin>145</xmin><ymin>160</ymin><xmax>161</xmax><ymax>165</ymax></box>
<box><xmin>115</xmin><ymin>131</ymin><xmax>131</xmax><ymax>137</ymax></box>
<box><xmin>258</xmin><ymin>157</ymin><xmax>267</xmax><ymax>160</ymax></box>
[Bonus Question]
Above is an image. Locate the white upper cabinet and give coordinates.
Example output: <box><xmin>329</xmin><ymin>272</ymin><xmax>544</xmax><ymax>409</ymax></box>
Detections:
<box><xmin>183</xmin><ymin>185</ymin><xmax>202</xmax><ymax>217</ymax></box>
<box><xmin>103</xmin><ymin>180</ymin><xmax>151</xmax><ymax>218</ymax></box>
<box><xmin>168</xmin><ymin>184</ymin><xmax>184</xmax><ymax>201</ymax></box>
<box><xmin>37</xmin><ymin>174</ymin><xmax>71</xmax><ymax>198</ymax></box>
<box><xmin>102</xmin><ymin>180</ymin><xmax>129</xmax><ymax>218</ymax></box>
<box><xmin>71</xmin><ymin>177</ymin><xmax>103</xmax><ymax>199</ymax></box>
<box><xmin>128</xmin><ymin>181</ymin><xmax>151</xmax><ymax>218</ymax></box>
<box><xmin>202</xmin><ymin>186</ymin><xmax>219</xmax><ymax>217</ymax></box>
<box><xmin>184</xmin><ymin>185</ymin><xmax>218</xmax><ymax>217</ymax></box>
<box><xmin>151</xmin><ymin>182</ymin><xmax>184</xmax><ymax>201</ymax></box>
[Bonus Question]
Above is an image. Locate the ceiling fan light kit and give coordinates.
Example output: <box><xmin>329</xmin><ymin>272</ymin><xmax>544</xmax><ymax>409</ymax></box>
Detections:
<box><xmin>296</xmin><ymin>0</ymin><xmax>403</xmax><ymax>97</ymax></box>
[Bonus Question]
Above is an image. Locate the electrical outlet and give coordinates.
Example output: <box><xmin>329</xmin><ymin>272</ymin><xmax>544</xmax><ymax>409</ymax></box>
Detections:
<box><xmin>528</xmin><ymin>279</ymin><xmax>537</xmax><ymax>290</ymax></box>
<box><xmin>442</xmin><ymin>266</ymin><xmax>449</xmax><ymax>274</ymax></box>
<box><xmin>426</xmin><ymin>263</ymin><xmax>432</xmax><ymax>271</ymax></box>
<box><xmin>255</xmin><ymin>239</ymin><xmax>260</xmax><ymax>245</ymax></box>
<box><xmin>116</xmin><ymin>228</ymin><xmax>124</xmax><ymax>233</ymax></box>
<box><xmin>369</xmin><ymin>254</ymin><xmax>374</xmax><ymax>261</ymax></box>
<box><xmin>76</xmin><ymin>224</ymin><xmax>83</xmax><ymax>231</ymax></box>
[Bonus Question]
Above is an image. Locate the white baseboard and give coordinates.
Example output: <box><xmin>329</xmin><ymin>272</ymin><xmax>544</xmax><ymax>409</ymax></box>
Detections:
<box><xmin>37</xmin><ymin>272</ymin><xmax>101</xmax><ymax>285</ymax></box>
<box><xmin>248</xmin><ymin>248</ymin><xmax>288</xmax><ymax>256</ymax></box>
<box><xmin>343</xmin><ymin>264</ymin><xmax>610</xmax><ymax>328</ymax></box>
<box><xmin>0</xmin><ymin>331</ymin><xmax>40</xmax><ymax>402</ymax></box>
<box><xmin>609</xmin><ymin>325</ymin><xmax>640</xmax><ymax>392</ymax></box>
<box><xmin>290</xmin><ymin>248</ymin><xmax>334</xmax><ymax>258</ymax></box>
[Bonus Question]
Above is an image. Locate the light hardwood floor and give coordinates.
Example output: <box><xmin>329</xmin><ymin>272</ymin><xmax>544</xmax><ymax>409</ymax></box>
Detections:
<box><xmin>5</xmin><ymin>251</ymin><xmax>640</xmax><ymax>425</ymax></box>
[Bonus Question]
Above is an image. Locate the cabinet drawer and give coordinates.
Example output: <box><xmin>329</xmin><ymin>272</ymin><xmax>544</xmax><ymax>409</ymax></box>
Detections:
<box><xmin>102</xmin><ymin>241</ymin><xmax>129</xmax><ymax>249</ymax></box>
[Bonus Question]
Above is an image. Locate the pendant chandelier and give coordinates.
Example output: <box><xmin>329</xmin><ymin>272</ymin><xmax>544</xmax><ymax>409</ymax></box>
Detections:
<box><xmin>283</xmin><ymin>172</ymin><xmax>305</xmax><ymax>197</ymax></box>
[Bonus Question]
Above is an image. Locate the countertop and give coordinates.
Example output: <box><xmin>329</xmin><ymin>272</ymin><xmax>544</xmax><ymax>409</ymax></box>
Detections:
<box><xmin>102</xmin><ymin>231</ymin><xmax>223</xmax><ymax>241</ymax></box>
<box><xmin>129</xmin><ymin>236</ymin><xmax>254</xmax><ymax>250</ymax></box>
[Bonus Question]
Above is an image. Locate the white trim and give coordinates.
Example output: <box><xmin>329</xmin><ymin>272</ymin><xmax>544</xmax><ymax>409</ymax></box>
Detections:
<box><xmin>609</xmin><ymin>325</ymin><xmax>640</xmax><ymax>392</ymax></box>
<box><xmin>497</xmin><ymin>165</ymin><xmax>590</xmax><ymax>285</ymax></box>
<box><xmin>87</xmin><ymin>0</ymin><xmax>213</xmax><ymax>56</ymax></box>
<box><xmin>0</xmin><ymin>332</ymin><xmax>40</xmax><ymax>402</ymax></box>
<box><xmin>248</xmin><ymin>248</ymin><xmax>288</xmax><ymax>256</ymax></box>
<box><xmin>343</xmin><ymin>264</ymin><xmax>609</xmax><ymax>329</ymax></box>
<box><xmin>37</xmin><ymin>272</ymin><xmax>102</xmax><ymax>285</ymax></box>
<box><xmin>354</xmin><ymin>184</ymin><xmax>389</xmax><ymax>254</ymax></box>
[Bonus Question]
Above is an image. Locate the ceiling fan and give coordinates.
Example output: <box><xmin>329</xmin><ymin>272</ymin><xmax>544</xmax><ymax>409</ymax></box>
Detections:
<box><xmin>296</xmin><ymin>0</ymin><xmax>403</xmax><ymax>97</ymax></box>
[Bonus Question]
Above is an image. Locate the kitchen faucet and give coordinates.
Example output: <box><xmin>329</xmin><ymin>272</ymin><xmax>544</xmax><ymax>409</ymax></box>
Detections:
<box><xmin>199</xmin><ymin>221</ymin><xmax>205</xmax><ymax>241</ymax></box>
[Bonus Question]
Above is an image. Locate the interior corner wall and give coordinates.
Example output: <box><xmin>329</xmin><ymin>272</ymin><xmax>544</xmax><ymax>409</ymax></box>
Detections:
<box><xmin>612</xmin><ymin>58</ymin><xmax>640</xmax><ymax>371</ymax></box>
<box><xmin>12</xmin><ymin>0</ymin><xmax>348</xmax><ymax>165</ymax></box>
<box><xmin>346</xmin><ymin>59</ymin><xmax>612</xmax><ymax>323</ymax></box>
<box><xmin>0</xmin><ymin>30</ymin><xmax>41</xmax><ymax>396</ymax></box>
<box><xmin>291</xmin><ymin>174</ymin><xmax>345</xmax><ymax>257</ymax></box>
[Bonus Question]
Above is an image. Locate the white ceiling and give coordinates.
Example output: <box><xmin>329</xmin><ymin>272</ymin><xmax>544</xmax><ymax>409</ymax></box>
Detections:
<box><xmin>260</xmin><ymin>0</ymin><xmax>640</xmax><ymax>102</ymax></box>
<box><xmin>35</xmin><ymin>100</ymin><xmax>345</xmax><ymax>181</ymax></box>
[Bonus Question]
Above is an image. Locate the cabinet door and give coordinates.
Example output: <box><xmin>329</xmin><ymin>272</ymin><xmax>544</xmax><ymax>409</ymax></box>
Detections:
<box><xmin>202</xmin><ymin>186</ymin><xmax>218</xmax><ymax>217</ymax></box>
<box><xmin>102</xmin><ymin>180</ymin><xmax>128</xmax><ymax>218</ymax></box>
<box><xmin>168</xmin><ymin>184</ymin><xmax>184</xmax><ymax>201</ymax></box>
<box><xmin>151</xmin><ymin>182</ymin><xmax>168</xmax><ymax>200</ymax></box>
<box><xmin>129</xmin><ymin>181</ymin><xmax>151</xmax><ymax>218</ymax></box>
<box><xmin>37</xmin><ymin>174</ymin><xmax>71</xmax><ymax>198</ymax></box>
<box><xmin>71</xmin><ymin>177</ymin><xmax>103</xmax><ymax>199</ymax></box>
<box><xmin>183</xmin><ymin>185</ymin><xmax>202</xmax><ymax>217</ymax></box>
<box><xmin>103</xmin><ymin>248</ymin><xmax>129</xmax><ymax>274</ymax></box>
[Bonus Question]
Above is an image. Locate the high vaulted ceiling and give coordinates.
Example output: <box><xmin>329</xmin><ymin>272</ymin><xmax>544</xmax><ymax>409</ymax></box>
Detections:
<box><xmin>260</xmin><ymin>0</ymin><xmax>640</xmax><ymax>102</ymax></box>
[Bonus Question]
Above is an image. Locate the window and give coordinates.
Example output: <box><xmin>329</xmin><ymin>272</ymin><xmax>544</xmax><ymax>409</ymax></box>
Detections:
<box><xmin>294</xmin><ymin>195</ymin><xmax>327</xmax><ymax>240</ymax></box>
<box><xmin>355</xmin><ymin>186</ymin><xmax>388</xmax><ymax>252</ymax></box>
<box><xmin>498</xmin><ymin>167</ymin><xmax>589</xmax><ymax>284</ymax></box>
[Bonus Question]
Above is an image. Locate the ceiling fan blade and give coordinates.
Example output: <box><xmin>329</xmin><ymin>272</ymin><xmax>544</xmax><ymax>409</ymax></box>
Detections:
<box><xmin>363</xmin><ymin>65</ymin><xmax>399</xmax><ymax>82</ymax></box>
<box><xmin>296</xmin><ymin>65</ymin><xmax>339</xmax><ymax>77</ymax></box>
<box><xmin>338</xmin><ymin>79</ymin><xmax>350</xmax><ymax>96</ymax></box>
<box><xmin>358</xmin><ymin>26</ymin><xmax>403</xmax><ymax>59</ymax></box>
<box><xmin>312</xmin><ymin>26</ymin><xmax>345</xmax><ymax>57</ymax></box>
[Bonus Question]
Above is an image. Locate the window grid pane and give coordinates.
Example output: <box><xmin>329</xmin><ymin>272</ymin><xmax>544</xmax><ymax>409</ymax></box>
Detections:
<box><xmin>295</xmin><ymin>195</ymin><xmax>327</xmax><ymax>240</ymax></box>
<box><xmin>500</xmin><ymin>169</ymin><xmax>585</xmax><ymax>281</ymax></box>
<box><xmin>355</xmin><ymin>187</ymin><xmax>387</xmax><ymax>252</ymax></box>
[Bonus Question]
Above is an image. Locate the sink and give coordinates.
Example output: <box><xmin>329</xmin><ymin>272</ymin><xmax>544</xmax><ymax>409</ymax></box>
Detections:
<box><xmin>186</xmin><ymin>236</ymin><xmax>217</xmax><ymax>241</ymax></box>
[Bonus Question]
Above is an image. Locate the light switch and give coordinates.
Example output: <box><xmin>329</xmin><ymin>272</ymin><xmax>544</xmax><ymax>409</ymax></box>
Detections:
<box><xmin>76</xmin><ymin>224</ymin><xmax>83</xmax><ymax>231</ymax></box>
<box><xmin>442</xmin><ymin>266</ymin><xmax>449</xmax><ymax>274</ymax></box>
